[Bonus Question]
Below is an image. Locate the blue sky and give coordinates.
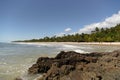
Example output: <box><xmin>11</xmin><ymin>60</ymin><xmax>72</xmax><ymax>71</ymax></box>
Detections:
<box><xmin>0</xmin><ymin>0</ymin><xmax>120</xmax><ymax>42</ymax></box>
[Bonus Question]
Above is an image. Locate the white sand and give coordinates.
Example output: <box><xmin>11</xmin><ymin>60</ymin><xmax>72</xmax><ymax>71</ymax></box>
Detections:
<box><xmin>13</xmin><ymin>42</ymin><xmax>120</xmax><ymax>46</ymax></box>
<box><xmin>60</xmin><ymin>42</ymin><xmax>120</xmax><ymax>46</ymax></box>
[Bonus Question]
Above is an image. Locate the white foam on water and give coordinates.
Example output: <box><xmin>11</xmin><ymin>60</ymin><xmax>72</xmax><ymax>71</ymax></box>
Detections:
<box><xmin>56</xmin><ymin>44</ymin><xmax>90</xmax><ymax>54</ymax></box>
<box><xmin>62</xmin><ymin>44</ymin><xmax>79</xmax><ymax>48</ymax></box>
<box><xmin>74</xmin><ymin>49</ymin><xmax>89</xmax><ymax>53</ymax></box>
<box><xmin>58</xmin><ymin>44</ymin><xmax>80</xmax><ymax>50</ymax></box>
<box><xmin>13</xmin><ymin>42</ymin><xmax>57</xmax><ymax>48</ymax></box>
<box><xmin>0</xmin><ymin>56</ymin><xmax>36</xmax><ymax>80</ymax></box>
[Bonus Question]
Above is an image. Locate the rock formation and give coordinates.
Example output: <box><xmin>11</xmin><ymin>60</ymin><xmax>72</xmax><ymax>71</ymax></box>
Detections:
<box><xmin>28</xmin><ymin>50</ymin><xmax>120</xmax><ymax>80</ymax></box>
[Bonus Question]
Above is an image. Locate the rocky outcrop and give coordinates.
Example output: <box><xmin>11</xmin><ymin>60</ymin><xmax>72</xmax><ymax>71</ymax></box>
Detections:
<box><xmin>28</xmin><ymin>50</ymin><xmax>120</xmax><ymax>80</ymax></box>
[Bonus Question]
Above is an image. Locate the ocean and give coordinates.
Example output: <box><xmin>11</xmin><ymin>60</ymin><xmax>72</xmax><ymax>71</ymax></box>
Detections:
<box><xmin>0</xmin><ymin>42</ymin><xmax>120</xmax><ymax>80</ymax></box>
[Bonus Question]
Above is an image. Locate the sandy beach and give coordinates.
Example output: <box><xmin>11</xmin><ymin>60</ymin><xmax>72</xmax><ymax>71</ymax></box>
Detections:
<box><xmin>61</xmin><ymin>42</ymin><xmax>120</xmax><ymax>46</ymax></box>
<box><xmin>13</xmin><ymin>42</ymin><xmax>120</xmax><ymax>46</ymax></box>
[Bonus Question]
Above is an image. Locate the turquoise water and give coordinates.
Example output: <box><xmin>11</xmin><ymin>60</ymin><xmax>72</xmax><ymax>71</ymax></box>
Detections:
<box><xmin>0</xmin><ymin>42</ymin><xmax>120</xmax><ymax>80</ymax></box>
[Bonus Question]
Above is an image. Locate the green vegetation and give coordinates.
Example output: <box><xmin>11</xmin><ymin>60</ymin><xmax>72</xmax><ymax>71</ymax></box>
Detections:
<box><xmin>15</xmin><ymin>24</ymin><xmax>120</xmax><ymax>42</ymax></box>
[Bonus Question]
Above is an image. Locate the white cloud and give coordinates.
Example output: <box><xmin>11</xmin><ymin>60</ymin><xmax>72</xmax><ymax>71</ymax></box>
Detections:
<box><xmin>79</xmin><ymin>11</ymin><xmax>120</xmax><ymax>33</ymax></box>
<box><xmin>56</xmin><ymin>28</ymin><xmax>72</xmax><ymax>37</ymax></box>
<box><xmin>65</xmin><ymin>28</ymin><xmax>72</xmax><ymax>32</ymax></box>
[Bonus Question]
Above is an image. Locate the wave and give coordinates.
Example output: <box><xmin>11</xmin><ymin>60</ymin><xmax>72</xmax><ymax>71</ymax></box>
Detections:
<box><xmin>12</xmin><ymin>42</ymin><xmax>80</xmax><ymax>50</ymax></box>
<box><xmin>74</xmin><ymin>49</ymin><xmax>89</xmax><ymax>53</ymax></box>
<box><xmin>61</xmin><ymin>44</ymin><xmax>79</xmax><ymax>48</ymax></box>
<box><xmin>12</xmin><ymin>42</ymin><xmax>52</xmax><ymax>47</ymax></box>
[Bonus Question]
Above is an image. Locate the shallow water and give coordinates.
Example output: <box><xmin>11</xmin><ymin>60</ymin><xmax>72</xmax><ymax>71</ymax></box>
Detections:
<box><xmin>0</xmin><ymin>42</ymin><xmax>120</xmax><ymax>80</ymax></box>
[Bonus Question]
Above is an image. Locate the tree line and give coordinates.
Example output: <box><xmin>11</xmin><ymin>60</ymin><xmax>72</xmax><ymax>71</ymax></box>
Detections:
<box><xmin>15</xmin><ymin>24</ymin><xmax>120</xmax><ymax>42</ymax></box>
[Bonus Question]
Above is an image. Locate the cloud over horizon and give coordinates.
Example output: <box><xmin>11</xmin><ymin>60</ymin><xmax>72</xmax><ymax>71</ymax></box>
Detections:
<box><xmin>79</xmin><ymin>11</ymin><xmax>120</xmax><ymax>33</ymax></box>
<box><xmin>56</xmin><ymin>28</ymin><xmax>72</xmax><ymax>37</ymax></box>
<box><xmin>56</xmin><ymin>11</ymin><xmax>120</xmax><ymax>37</ymax></box>
<box><xmin>65</xmin><ymin>28</ymin><xmax>72</xmax><ymax>32</ymax></box>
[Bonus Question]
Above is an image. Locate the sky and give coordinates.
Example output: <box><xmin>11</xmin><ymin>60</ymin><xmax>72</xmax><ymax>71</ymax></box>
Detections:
<box><xmin>0</xmin><ymin>0</ymin><xmax>120</xmax><ymax>42</ymax></box>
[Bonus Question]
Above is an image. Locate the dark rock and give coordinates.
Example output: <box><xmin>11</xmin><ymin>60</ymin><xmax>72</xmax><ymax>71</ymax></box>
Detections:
<box><xmin>28</xmin><ymin>50</ymin><xmax>120</xmax><ymax>80</ymax></box>
<box><xmin>55</xmin><ymin>51</ymin><xmax>80</xmax><ymax>59</ymax></box>
<box><xmin>28</xmin><ymin>64</ymin><xmax>39</xmax><ymax>74</ymax></box>
<box><xmin>60</xmin><ymin>65</ymin><xmax>75</xmax><ymax>75</ymax></box>
<box><xmin>44</xmin><ymin>62</ymin><xmax>60</xmax><ymax>80</ymax></box>
<box><xmin>28</xmin><ymin>51</ymin><xmax>100</xmax><ymax>74</ymax></box>
<box><xmin>28</xmin><ymin>57</ymin><xmax>53</xmax><ymax>74</ymax></box>
<box><xmin>96</xmin><ymin>75</ymin><xmax>102</xmax><ymax>80</ymax></box>
<box><xmin>15</xmin><ymin>77</ymin><xmax>23</xmax><ymax>80</ymax></box>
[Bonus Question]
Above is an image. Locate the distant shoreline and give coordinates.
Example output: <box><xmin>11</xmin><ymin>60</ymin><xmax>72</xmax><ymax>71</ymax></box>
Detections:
<box><xmin>12</xmin><ymin>42</ymin><xmax>120</xmax><ymax>46</ymax></box>
<box><xmin>62</xmin><ymin>42</ymin><xmax>120</xmax><ymax>46</ymax></box>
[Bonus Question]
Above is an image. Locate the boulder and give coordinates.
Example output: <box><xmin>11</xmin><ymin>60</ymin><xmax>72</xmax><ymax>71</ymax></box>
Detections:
<box><xmin>28</xmin><ymin>51</ymin><xmax>101</xmax><ymax>74</ymax></box>
<box><xmin>28</xmin><ymin>50</ymin><xmax>120</xmax><ymax>80</ymax></box>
